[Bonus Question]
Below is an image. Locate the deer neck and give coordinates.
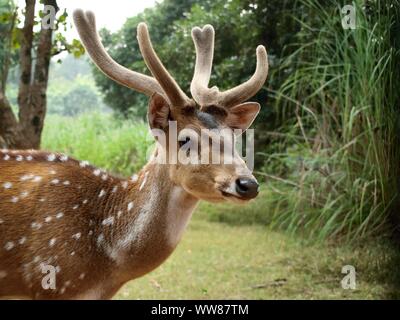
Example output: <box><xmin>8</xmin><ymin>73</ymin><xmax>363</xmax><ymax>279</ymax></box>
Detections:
<box><xmin>102</xmin><ymin>159</ymin><xmax>199</xmax><ymax>280</ymax></box>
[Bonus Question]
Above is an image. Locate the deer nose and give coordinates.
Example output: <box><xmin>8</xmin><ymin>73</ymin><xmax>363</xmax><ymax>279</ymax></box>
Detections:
<box><xmin>235</xmin><ymin>177</ymin><xmax>259</xmax><ymax>199</ymax></box>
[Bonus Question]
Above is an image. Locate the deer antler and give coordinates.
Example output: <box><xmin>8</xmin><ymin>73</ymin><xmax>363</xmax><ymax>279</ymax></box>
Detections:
<box><xmin>73</xmin><ymin>10</ymin><xmax>164</xmax><ymax>97</ymax></box>
<box><xmin>137</xmin><ymin>23</ymin><xmax>191</xmax><ymax>107</ymax></box>
<box><xmin>190</xmin><ymin>25</ymin><xmax>216</xmax><ymax>107</ymax></box>
<box><xmin>191</xmin><ymin>26</ymin><xmax>269</xmax><ymax>108</ymax></box>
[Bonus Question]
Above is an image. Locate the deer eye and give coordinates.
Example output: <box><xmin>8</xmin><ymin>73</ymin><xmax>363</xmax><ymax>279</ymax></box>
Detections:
<box><xmin>178</xmin><ymin>137</ymin><xmax>191</xmax><ymax>148</ymax></box>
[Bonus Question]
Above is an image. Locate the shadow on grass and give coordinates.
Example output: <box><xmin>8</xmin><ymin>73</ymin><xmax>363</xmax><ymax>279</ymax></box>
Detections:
<box><xmin>374</xmin><ymin>242</ymin><xmax>400</xmax><ymax>299</ymax></box>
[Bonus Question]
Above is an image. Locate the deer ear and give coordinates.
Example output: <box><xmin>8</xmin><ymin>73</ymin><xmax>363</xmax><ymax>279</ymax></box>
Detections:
<box><xmin>225</xmin><ymin>102</ymin><xmax>260</xmax><ymax>131</ymax></box>
<box><xmin>148</xmin><ymin>93</ymin><xmax>171</xmax><ymax>130</ymax></box>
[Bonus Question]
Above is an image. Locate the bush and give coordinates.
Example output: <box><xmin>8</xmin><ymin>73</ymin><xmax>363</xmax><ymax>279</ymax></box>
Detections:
<box><xmin>42</xmin><ymin>112</ymin><xmax>154</xmax><ymax>176</ymax></box>
<box><xmin>261</xmin><ymin>0</ymin><xmax>400</xmax><ymax>242</ymax></box>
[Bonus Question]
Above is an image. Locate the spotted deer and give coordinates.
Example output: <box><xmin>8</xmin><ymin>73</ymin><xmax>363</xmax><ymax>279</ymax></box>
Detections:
<box><xmin>0</xmin><ymin>9</ymin><xmax>268</xmax><ymax>299</ymax></box>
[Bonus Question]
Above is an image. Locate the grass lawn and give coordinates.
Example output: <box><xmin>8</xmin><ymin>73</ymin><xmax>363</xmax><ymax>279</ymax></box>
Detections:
<box><xmin>115</xmin><ymin>201</ymin><xmax>400</xmax><ymax>300</ymax></box>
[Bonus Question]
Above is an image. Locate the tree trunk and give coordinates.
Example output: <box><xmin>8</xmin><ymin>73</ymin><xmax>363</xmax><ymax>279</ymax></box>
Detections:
<box><xmin>0</xmin><ymin>0</ymin><xmax>59</xmax><ymax>150</ymax></box>
<box><xmin>0</xmin><ymin>91</ymin><xmax>28</xmax><ymax>148</ymax></box>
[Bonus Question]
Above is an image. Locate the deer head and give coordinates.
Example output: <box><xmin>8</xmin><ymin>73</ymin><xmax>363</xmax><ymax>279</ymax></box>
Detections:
<box><xmin>73</xmin><ymin>10</ymin><xmax>268</xmax><ymax>203</ymax></box>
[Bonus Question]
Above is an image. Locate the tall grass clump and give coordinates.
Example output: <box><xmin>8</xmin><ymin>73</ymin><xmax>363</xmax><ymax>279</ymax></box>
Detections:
<box><xmin>264</xmin><ymin>0</ymin><xmax>400</xmax><ymax>242</ymax></box>
<box><xmin>42</xmin><ymin>112</ymin><xmax>153</xmax><ymax>176</ymax></box>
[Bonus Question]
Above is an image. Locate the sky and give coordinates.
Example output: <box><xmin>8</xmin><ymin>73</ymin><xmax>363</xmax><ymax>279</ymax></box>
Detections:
<box><xmin>17</xmin><ymin>0</ymin><xmax>159</xmax><ymax>39</ymax></box>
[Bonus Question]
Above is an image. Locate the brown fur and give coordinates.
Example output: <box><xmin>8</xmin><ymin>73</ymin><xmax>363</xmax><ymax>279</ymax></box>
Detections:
<box><xmin>0</xmin><ymin>150</ymin><xmax>187</xmax><ymax>299</ymax></box>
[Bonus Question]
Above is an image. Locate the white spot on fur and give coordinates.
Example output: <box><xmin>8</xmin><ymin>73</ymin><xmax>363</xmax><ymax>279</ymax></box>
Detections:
<box><xmin>102</xmin><ymin>217</ymin><xmax>114</xmax><ymax>226</ymax></box>
<box><xmin>73</xmin><ymin>205</ymin><xmax>79</xmax><ymax>210</ymax></box>
<box><xmin>72</xmin><ymin>233</ymin><xmax>81</xmax><ymax>240</ymax></box>
<box><xmin>3</xmin><ymin>154</ymin><xmax>10</xmax><ymax>161</ymax></box>
<box><xmin>97</xmin><ymin>234</ymin><xmax>104</xmax><ymax>246</ymax></box>
<box><xmin>3</xmin><ymin>182</ymin><xmax>12</xmax><ymax>189</ymax></box>
<box><xmin>131</xmin><ymin>174</ymin><xmax>139</xmax><ymax>182</ymax></box>
<box><xmin>47</xmin><ymin>154</ymin><xmax>56</xmax><ymax>161</ymax></box>
<box><xmin>63</xmin><ymin>180</ymin><xmax>71</xmax><ymax>186</ymax></box>
<box><xmin>16</xmin><ymin>155</ymin><xmax>23</xmax><ymax>161</ymax></box>
<box><xmin>49</xmin><ymin>238</ymin><xmax>57</xmax><ymax>247</ymax></box>
<box><xmin>112</xmin><ymin>186</ymin><xmax>118</xmax><ymax>193</ymax></box>
<box><xmin>56</xmin><ymin>212</ymin><xmax>64</xmax><ymax>219</ymax></box>
<box><xmin>11</xmin><ymin>196</ymin><xmax>19</xmax><ymax>203</ymax></box>
<box><xmin>45</xmin><ymin>216</ymin><xmax>52</xmax><ymax>223</ymax></box>
<box><xmin>70</xmin><ymin>251</ymin><xmax>75</xmax><ymax>256</ymax></box>
<box><xmin>93</xmin><ymin>169</ymin><xmax>101</xmax><ymax>176</ymax></box>
<box><xmin>121</xmin><ymin>181</ymin><xmax>128</xmax><ymax>189</ymax></box>
<box><xmin>4</xmin><ymin>242</ymin><xmax>15</xmax><ymax>250</ymax></box>
<box><xmin>20</xmin><ymin>174</ymin><xmax>34</xmax><ymax>181</ymax></box>
<box><xmin>31</xmin><ymin>222</ymin><xmax>42</xmax><ymax>230</ymax></box>
<box><xmin>127</xmin><ymin>202</ymin><xmax>134</xmax><ymax>212</ymax></box>
<box><xmin>60</xmin><ymin>155</ymin><xmax>68</xmax><ymax>162</ymax></box>
<box><xmin>26</xmin><ymin>155</ymin><xmax>33</xmax><ymax>161</ymax></box>
<box><xmin>99</xmin><ymin>189</ymin><xmax>106</xmax><ymax>198</ymax></box>
<box><xmin>79</xmin><ymin>161</ymin><xmax>89</xmax><ymax>168</ymax></box>
<box><xmin>83</xmin><ymin>199</ymin><xmax>88</xmax><ymax>204</ymax></box>
<box><xmin>32</xmin><ymin>176</ymin><xmax>42</xmax><ymax>182</ymax></box>
<box><xmin>20</xmin><ymin>191</ymin><xmax>29</xmax><ymax>198</ymax></box>
<box><xmin>79</xmin><ymin>273</ymin><xmax>85</xmax><ymax>280</ymax></box>
<box><xmin>101</xmin><ymin>174</ymin><xmax>108</xmax><ymax>181</ymax></box>
<box><xmin>19</xmin><ymin>237</ymin><xmax>27</xmax><ymax>245</ymax></box>
<box><xmin>51</xmin><ymin>179</ymin><xmax>60</xmax><ymax>185</ymax></box>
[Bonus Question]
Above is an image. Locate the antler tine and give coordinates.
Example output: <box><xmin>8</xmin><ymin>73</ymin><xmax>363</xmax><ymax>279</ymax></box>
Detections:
<box><xmin>219</xmin><ymin>45</ymin><xmax>269</xmax><ymax>108</ymax></box>
<box><xmin>190</xmin><ymin>24</ymin><xmax>268</xmax><ymax>109</ymax></box>
<box><xmin>137</xmin><ymin>23</ymin><xmax>191</xmax><ymax>107</ymax></box>
<box><xmin>73</xmin><ymin>9</ymin><xmax>164</xmax><ymax>97</ymax></box>
<box><xmin>190</xmin><ymin>25</ymin><xmax>217</xmax><ymax>106</ymax></box>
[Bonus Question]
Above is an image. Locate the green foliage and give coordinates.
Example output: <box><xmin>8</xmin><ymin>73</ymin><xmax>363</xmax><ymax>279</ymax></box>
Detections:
<box><xmin>1</xmin><ymin>0</ymin><xmax>85</xmax><ymax>87</ymax></box>
<box><xmin>261</xmin><ymin>0</ymin><xmax>400</xmax><ymax>242</ymax></box>
<box><xmin>41</xmin><ymin>112</ymin><xmax>154</xmax><ymax>176</ymax></box>
<box><xmin>46</xmin><ymin>72</ymin><xmax>104</xmax><ymax>116</ymax></box>
<box><xmin>50</xmin><ymin>8</ymin><xmax>85</xmax><ymax>58</ymax></box>
<box><xmin>48</xmin><ymin>56</ymin><xmax>106</xmax><ymax>116</ymax></box>
<box><xmin>6</xmin><ymin>55</ymin><xmax>107</xmax><ymax>116</ymax></box>
<box><xmin>60</xmin><ymin>86</ymin><xmax>99</xmax><ymax>117</ymax></box>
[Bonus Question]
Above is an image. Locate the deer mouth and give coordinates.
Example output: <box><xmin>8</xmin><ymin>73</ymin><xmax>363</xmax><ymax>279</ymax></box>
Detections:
<box><xmin>220</xmin><ymin>190</ymin><xmax>250</xmax><ymax>202</ymax></box>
